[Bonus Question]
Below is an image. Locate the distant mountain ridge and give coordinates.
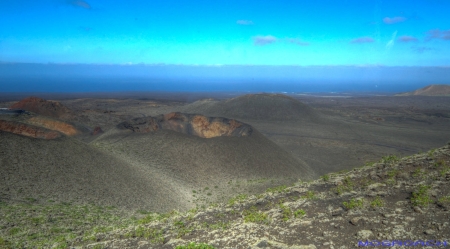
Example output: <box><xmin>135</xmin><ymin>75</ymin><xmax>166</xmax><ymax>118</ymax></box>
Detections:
<box><xmin>396</xmin><ymin>84</ymin><xmax>450</xmax><ymax>96</ymax></box>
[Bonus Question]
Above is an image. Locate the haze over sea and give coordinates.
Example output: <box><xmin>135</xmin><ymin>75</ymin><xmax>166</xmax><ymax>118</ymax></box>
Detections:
<box><xmin>1</xmin><ymin>63</ymin><xmax>450</xmax><ymax>94</ymax></box>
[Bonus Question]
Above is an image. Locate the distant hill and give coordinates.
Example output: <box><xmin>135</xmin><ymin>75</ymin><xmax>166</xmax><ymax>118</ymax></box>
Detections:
<box><xmin>10</xmin><ymin>97</ymin><xmax>74</xmax><ymax>120</ymax></box>
<box><xmin>396</xmin><ymin>84</ymin><xmax>450</xmax><ymax>96</ymax></box>
<box><xmin>182</xmin><ymin>93</ymin><xmax>320</xmax><ymax>121</ymax></box>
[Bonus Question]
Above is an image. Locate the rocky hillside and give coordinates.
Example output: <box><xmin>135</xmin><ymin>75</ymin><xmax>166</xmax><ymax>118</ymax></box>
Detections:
<box><xmin>62</xmin><ymin>143</ymin><xmax>450</xmax><ymax>249</ymax></box>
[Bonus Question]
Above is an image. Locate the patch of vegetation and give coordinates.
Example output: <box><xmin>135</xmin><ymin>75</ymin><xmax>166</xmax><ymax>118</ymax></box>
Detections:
<box><xmin>279</xmin><ymin>204</ymin><xmax>292</xmax><ymax>221</ymax></box>
<box><xmin>321</xmin><ymin>174</ymin><xmax>330</xmax><ymax>182</ymax></box>
<box><xmin>411</xmin><ymin>185</ymin><xmax>433</xmax><ymax>207</ymax></box>
<box><xmin>243</xmin><ymin>206</ymin><xmax>269</xmax><ymax>224</ymax></box>
<box><xmin>202</xmin><ymin>221</ymin><xmax>230</xmax><ymax>230</ymax></box>
<box><xmin>173</xmin><ymin>220</ymin><xmax>193</xmax><ymax>238</ymax></box>
<box><xmin>382</xmin><ymin>155</ymin><xmax>399</xmax><ymax>164</ymax></box>
<box><xmin>364</xmin><ymin>161</ymin><xmax>376</xmax><ymax>167</ymax></box>
<box><xmin>0</xmin><ymin>202</ymin><xmax>135</xmax><ymax>249</ymax></box>
<box><xmin>343</xmin><ymin>198</ymin><xmax>364</xmax><ymax>210</ymax></box>
<box><xmin>428</xmin><ymin>149</ymin><xmax>436</xmax><ymax>158</ymax></box>
<box><xmin>128</xmin><ymin>226</ymin><xmax>165</xmax><ymax>243</ymax></box>
<box><xmin>227</xmin><ymin>194</ymin><xmax>247</xmax><ymax>206</ymax></box>
<box><xmin>412</xmin><ymin>168</ymin><xmax>425</xmax><ymax>178</ymax></box>
<box><xmin>301</xmin><ymin>191</ymin><xmax>316</xmax><ymax>200</ymax></box>
<box><xmin>369</xmin><ymin>196</ymin><xmax>384</xmax><ymax>208</ymax></box>
<box><xmin>138</xmin><ymin>211</ymin><xmax>173</xmax><ymax>224</ymax></box>
<box><xmin>440</xmin><ymin>166</ymin><xmax>450</xmax><ymax>177</ymax></box>
<box><xmin>266</xmin><ymin>185</ymin><xmax>288</xmax><ymax>194</ymax></box>
<box><xmin>293</xmin><ymin>209</ymin><xmax>306</xmax><ymax>218</ymax></box>
<box><xmin>333</xmin><ymin>176</ymin><xmax>354</xmax><ymax>195</ymax></box>
<box><xmin>438</xmin><ymin>196</ymin><xmax>450</xmax><ymax>204</ymax></box>
<box><xmin>359</xmin><ymin>177</ymin><xmax>373</xmax><ymax>188</ymax></box>
<box><xmin>434</xmin><ymin>159</ymin><xmax>446</xmax><ymax>168</ymax></box>
<box><xmin>0</xmin><ymin>237</ymin><xmax>10</xmax><ymax>247</ymax></box>
<box><xmin>175</xmin><ymin>242</ymin><xmax>216</xmax><ymax>249</ymax></box>
<box><xmin>387</xmin><ymin>169</ymin><xmax>400</xmax><ymax>179</ymax></box>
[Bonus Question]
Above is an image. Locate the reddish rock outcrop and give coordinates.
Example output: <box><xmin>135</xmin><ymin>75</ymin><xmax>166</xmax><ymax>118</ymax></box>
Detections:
<box><xmin>28</xmin><ymin>116</ymin><xmax>78</xmax><ymax>136</ymax></box>
<box><xmin>118</xmin><ymin>112</ymin><xmax>252</xmax><ymax>138</ymax></box>
<box><xmin>0</xmin><ymin>120</ymin><xmax>61</xmax><ymax>139</ymax></box>
<box><xmin>92</xmin><ymin>126</ymin><xmax>104</xmax><ymax>135</ymax></box>
<box><xmin>10</xmin><ymin>97</ymin><xmax>73</xmax><ymax>119</ymax></box>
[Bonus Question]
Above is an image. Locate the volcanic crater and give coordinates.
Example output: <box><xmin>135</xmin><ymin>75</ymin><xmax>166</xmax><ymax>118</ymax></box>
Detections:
<box><xmin>118</xmin><ymin>112</ymin><xmax>253</xmax><ymax>138</ymax></box>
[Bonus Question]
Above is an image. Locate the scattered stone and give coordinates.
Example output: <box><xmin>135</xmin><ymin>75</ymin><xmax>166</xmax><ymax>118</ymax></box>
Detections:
<box><xmin>424</xmin><ymin>229</ymin><xmax>435</xmax><ymax>235</ymax></box>
<box><xmin>367</xmin><ymin>183</ymin><xmax>386</xmax><ymax>190</ymax></box>
<box><xmin>332</xmin><ymin>207</ymin><xmax>344</xmax><ymax>216</ymax></box>
<box><xmin>356</xmin><ymin>230</ymin><xmax>373</xmax><ymax>240</ymax></box>
<box><xmin>254</xmin><ymin>239</ymin><xmax>268</xmax><ymax>248</ymax></box>
<box><xmin>350</xmin><ymin>217</ymin><xmax>363</xmax><ymax>226</ymax></box>
<box><xmin>414</xmin><ymin>206</ymin><xmax>424</xmax><ymax>213</ymax></box>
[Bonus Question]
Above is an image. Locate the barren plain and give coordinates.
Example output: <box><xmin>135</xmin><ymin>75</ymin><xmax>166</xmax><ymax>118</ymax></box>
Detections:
<box><xmin>1</xmin><ymin>91</ymin><xmax>450</xmax><ymax>248</ymax></box>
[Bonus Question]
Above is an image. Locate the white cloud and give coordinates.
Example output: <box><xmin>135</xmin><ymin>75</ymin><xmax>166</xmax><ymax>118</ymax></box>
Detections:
<box><xmin>253</xmin><ymin>35</ymin><xmax>277</xmax><ymax>46</ymax></box>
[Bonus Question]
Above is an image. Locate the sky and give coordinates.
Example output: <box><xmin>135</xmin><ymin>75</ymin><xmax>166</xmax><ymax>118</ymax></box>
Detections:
<box><xmin>0</xmin><ymin>0</ymin><xmax>450</xmax><ymax>93</ymax></box>
<box><xmin>1</xmin><ymin>0</ymin><xmax>450</xmax><ymax>66</ymax></box>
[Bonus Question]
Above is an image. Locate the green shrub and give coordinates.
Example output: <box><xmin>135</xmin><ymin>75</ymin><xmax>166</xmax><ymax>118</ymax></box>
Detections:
<box><xmin>9</xmin><ymin>227</ymin><xmax>21</xmax><ymax>236</ymax></box>
<box><xmin>228</xmin><ymin>194</ymin><xmax>247</xmax><ymax>206</ymax></box>
<box><xmin>343</xmin><ymin>198</ymin><xmax>364</xmax><ymax>210</ymax></box>
<box><xmin>428</xmin><ymin>149</ymin><xmax>436</xmax><ymax>157</ymax></box>
<box><xmin>411</xmin><ymin>185</ymin><xmax>433</xmax><ymax>207</ymax></box>
<box><xmin>0</xmin><ymin>237</ymin><xmax>9</xmax><ymax>246</ymax></box>
<box><xmin>302</xmin><ymin>191</ymin><xmax>316</xmax><ymax>200</ymax></box>
<box><xmin>243</xmin><ymin>206</ymin><xmax>269</xmax><ymax>224</ymax></box>
<box><xmin>412</xmin><ymin>168</ymin><xmax>424</xmax><ymax>178</ymax></box>
<box><xmin>175</xmin><ymin>242</ymin><xmax>216</xmax><ymax>249</ymax></box>
<box><xmin>321</xmin><ymin>174</ymin><xmax>330</xmax><ymax>182</ymax></box>
<box><xmin>440</xmin><ymin>167</ymin><xmax>450</xmax><ymax>177</ymax></box>
<box><xmin>370</xmin><ymin>196</ymin><xmax>384</xmax><ymax>207</ymax></box>
<box><xmin>266</xmin><ymin>185</ymin><xmax>288</xmax><ymax>194</ymax></box>
<box><xmin>92</xmin><ymin>245</ymin><xmax>104</xmax><ymax>249</ymax></box>
<box><xmin>279</xmin><ymin>204</ymin><xmax>292</xmax><ymax>221</ymax></box>
<box><xmin>382</xmin><ymin>155</ymin><xmax>399</xmax><ymax>164</ymax></box>
<box><xmin>438</xmin><ymin>196</ymin><xmax>450</xmax><ymax>204</ymax></box>
<box><xmin>387</xmin><ymin>169</ymin><xmax>399</xmax><ymax>179</ymax></box>
<box><xmin>293</xmin><ymin>209</ymin><xmax>306</xmax><ymax>218</ymax></box>
<box><xmin>434</xmin><ymin>159</ymin><xmax>446</xmax><ymax>168</ymax></box>
<box><xmin>333</xmin><ymin>176</ymin><xmax>354</xmax><ymax>195</ymax></box>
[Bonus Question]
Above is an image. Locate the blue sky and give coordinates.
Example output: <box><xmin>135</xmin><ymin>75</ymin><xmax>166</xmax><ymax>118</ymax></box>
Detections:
<box><xmin>1</xmin><ymin>0</ymin><xmax>450</xmax><ymax>66</ymax></box>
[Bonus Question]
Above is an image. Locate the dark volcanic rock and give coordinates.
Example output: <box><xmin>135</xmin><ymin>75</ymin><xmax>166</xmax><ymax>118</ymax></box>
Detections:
<box><xmin>10</xmin><ymin>97</ymin><xmax>73</xmax><ymax>119</ymax></box>
<box><xmin>0</xmin><ymin>120</ymin><xmax>61</xmax><ymax>139</ymax></box>
<box><xmin>118</xmin><ymin>112</ymin><xmax>252</xmax><ymax>138</ymax></box>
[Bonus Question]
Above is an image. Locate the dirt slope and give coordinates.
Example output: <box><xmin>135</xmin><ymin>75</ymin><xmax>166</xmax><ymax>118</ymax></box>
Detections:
<box><xmin>92</xmin><ymin>121</ymin><xmax>315</xmax><ymax>208</ymax></box>
<box><xmin>0</xmin><ymin>132</ymin><xmax>187</xmax><ymax>211</ymax></box>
